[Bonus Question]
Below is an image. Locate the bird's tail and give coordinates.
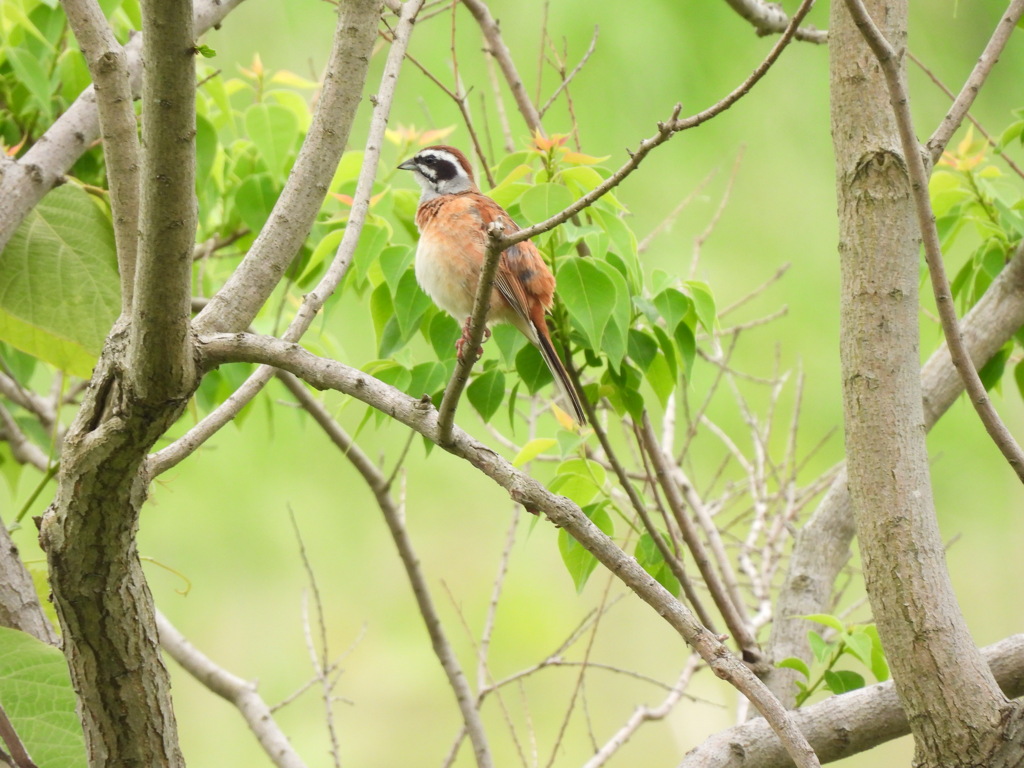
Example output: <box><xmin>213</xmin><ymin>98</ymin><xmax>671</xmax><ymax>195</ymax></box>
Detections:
<box><xmin>536</xmin><ymin>331</ymin><xmax>587</xmax><ymax>425</ymax></box>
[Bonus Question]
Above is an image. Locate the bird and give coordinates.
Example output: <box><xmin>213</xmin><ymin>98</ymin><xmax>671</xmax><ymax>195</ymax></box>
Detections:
<box><xmin>397</xmin><ymin>144</ymin><xmax>587</xmax><ymax>425</ymax></box>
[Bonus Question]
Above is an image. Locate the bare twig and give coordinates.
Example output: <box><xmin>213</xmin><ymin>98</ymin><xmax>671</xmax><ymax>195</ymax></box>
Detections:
<box><xmin>0</xmin><ymin>405</ymin><xmax>50</xmax><ymax>471</ymax></box>
<box><xmin>200</xmin><ymin>331</ymin><xmax>821</xmax><ymax>768</ymax></box>
<box><xmin>156</xmin><ymin>611</ymin><xmax>308</xmax><ymax>768</ymax></box>
<box><xmin>845</xmin><ymin>0</ymin><xmax>1024</xmax><ymax>484</ymax></box>
<box><xmin>924</xmin><ymin>0</ymin><xmax>1024</xmax><ymax>164</ymax></box>
<box><xmin>277</xmin><ymin>372</ymin><xmax>494</xmax><ymax>768</ymax></box>
<box><xmin>461</xmin><ymin>0</ymin><xmax>544</xmax><ymax>134</ymax></box>
<box><xmin>690</xmin><ymin>145</ymin><xmax>744</xmax><ymax>277</ymax></box>
<box><xmin>538</xmin><ymin>27</ymin><xmax>599</xmax><ymax>119</ymax></box>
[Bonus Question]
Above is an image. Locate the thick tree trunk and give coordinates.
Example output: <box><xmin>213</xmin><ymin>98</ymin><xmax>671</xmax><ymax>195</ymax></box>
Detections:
<box><xmin>831</xmin><ymin>0</ymin><xmax>1024</xmax><ymax>765</ymax></box>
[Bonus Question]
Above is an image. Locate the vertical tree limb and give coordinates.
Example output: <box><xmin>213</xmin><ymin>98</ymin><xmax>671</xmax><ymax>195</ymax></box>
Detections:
<box><xmin>833</xmin><ymin>0</ymin><xmax>1011</xmax><ymax>763</ymax></box>
<box><xmin>61</xmin><ymin>0</ymin><xmax>141</xmax><ymax>312</ymax></box>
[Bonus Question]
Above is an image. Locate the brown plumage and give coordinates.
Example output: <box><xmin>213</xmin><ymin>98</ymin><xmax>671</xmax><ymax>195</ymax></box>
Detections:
<box><xmin>398</xmin><ymin>145</ymin><xmax>587</xmax><ymax>424</ymax></box>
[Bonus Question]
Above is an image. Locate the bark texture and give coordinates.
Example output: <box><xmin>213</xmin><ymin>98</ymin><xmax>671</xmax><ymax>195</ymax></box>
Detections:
<box><xmin>832</xmin><ymin>1</ymin><xmax>1022</xmax><ymax>765</ymax></box>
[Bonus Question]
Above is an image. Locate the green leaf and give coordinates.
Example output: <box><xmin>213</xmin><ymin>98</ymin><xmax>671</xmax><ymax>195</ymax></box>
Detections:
<box><xmin>549</xmin><ymin>457</ymin><xmax>606</xmax><ymax>506</ymax></box>
<box><xmin>492</xmin><ymin>324</ymin><xmax>527</xmax><ymax>368</ymax></box>
<box><xmin>777</xmin><ymin>657</ymin><xmax>811</xmax><ymax>680</ymax></box>
<box><xmin>234</xmin><ymin>172</ymin><xmax>278</xmax><ymax>234</ymax></box>
<box><xmin>194</xmin><ymin>114</ymin><xmax>220</xmax><ymax>194</ymax></box>
<box><xmin>557</xmin><ymin>258</ymin><xmax>615</xmax><ymax>351</ymax></box>
<box><xmin>195</xmin><ymin>43</ymin><xmax>217</xmax><ymax>58</ymax></box>
<box><xmin>592</xmin><ymin>259</ymin><xmax>631</xmax><ymax>370</ymax></box>
<box><xmin>653</xmin><ymin>288</ymin><xmax>692</xmax><ymax>332</ymax></box>
<box><xmin>406</xmin><ymin>361</ymin><xmax>448</xmax><ymax>400</ymax></box>
<box><xmin>645</xmin><ymin>353</ymin><xmax>675</xmax><ymax>406</ymax></box>
<box><xmin>519</xmin><ymin>183</ymin><xmax>575</xmax><ymax>225</ymax></box>
<box><xmin>0</xmin><ymin>186</ymin><xmax>119</xmax><ymax>376</ymax></box>
<box><xmin>393</xmin><ymin>271</ymin><xmax>432</xmax><ymax>341</ymax></box>
<box><xmin>673</xmin><ymin>322</ymin><xmax>696</xmax><ymax>378</ymax></box>
<box><xmin>515</xmin><ymin>344</ymin><xmax>553</xmax><ymax>393</ymax></box>
<box><xmin>243</xmin><ymin>103</ymin><xmax>299</xmax><ymax>176</ymax></box>
<box><xmin>467</xmin><ymin>369</ymin><xmax>506</xmax><ymax>422</ymax></box>
<box><xmin>684</xmin><ymin>280</ymin><xmax>717</xmax><ymax>332</ymax></box>
<box><xmin>558</xmin><ymin>502</ymin><xmax>613</xmax><ymax>592</ymax></box>
<box><xmin>634</xmin><ymin>532</ymin><xmax>680</xmax><ymax>596</ymax></box>
<box><xmin>351</xmin><ymin>220</ymin><xmax>392</xmax><ymax>289</ymax></box>
<box><xmin>429</xmin><ymin>312</ymin><xmax>460</xmax><ymax>360</ymax></box>
<box><xmin>979</xmin><ymin>343</ymin><xmax>1011</xmax><ymax>391</ymax></box>
<box><xmin>379</xmin><ymin>245</ymin><xmax>415</xmax><ymax>295</ymax></box>
<box><xmin>807</xmin><ymin>630</ymin><xmax>831</xmax><ymax>663</ymax></box>
<box><xmin>6</xmin><ymin>48</ymin><xmax>54</xmax><ymax>122</ymax></box>
<box><xmin>823</xmin><ymin>669</ymin><xmax>865</xmax><ymax>695</ymax></box>
<box><xmin>843</xmin><ymin>630</ymin><xmax>874</xmax><ymax>668</ymax></box>
<box><xmin>0</xmin><ymin>627</ymin><xmax>86</xmax><ymax>768</ymax></box>
<box><xmin>512</xmin><ymin>437</ymin><xmax>558</xmax><ymax>466</ymax></box>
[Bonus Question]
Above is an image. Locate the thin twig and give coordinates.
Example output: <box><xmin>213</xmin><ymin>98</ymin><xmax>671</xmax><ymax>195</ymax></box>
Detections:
<box><xmin>721</xmin><ymin>0</ymin><xmax>828</xmax><ymax>43</ymax></box>
<box><xmin>690</xmin><ymin>145</ymin><xmax>745</xmax><ymax>278</ymax></box>
<box><xmin>845</xmin><ymin>0</ymin><xmax>1024</xmax><ymax>484</ymax></box>
<box><xmin>538</xmin><ymin>26</ymin><xmax>599</xmax><ymax>119</ymax></box>
<box><xmin>924</xmin><ymin>0</ymin><xmax>1024</xmax><ymax>164</ymax></box>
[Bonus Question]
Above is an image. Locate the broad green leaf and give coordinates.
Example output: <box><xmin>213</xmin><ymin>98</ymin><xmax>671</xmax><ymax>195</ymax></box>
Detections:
<box><xmin>628</xmin><ymin>329</ymin><xmax>658</xmax><ymax>370</ymax></box>
<box><xmin>557</xmin><ymin>258</ymin><xmax>615</xmax><ymax>351</ymax></box>
<box><xmin>379</xmin><ymin>245</ymin><xmax>415</xmax><ymax>294</ymax></box>
<box><xmin>492</xmin><ymin>324</ymin><xmax>527</xmax><ymax>368</ymax></box>
<box><xmin>634</xmin><ymin>532</ymin><xmax>680</xmax><ymax>596</ymax></box>
<box><xmin>195</xmin><ymin>114</ymin><xmax>219</xmax><ymax>194</ymax></box>
<box><xmin>429</xmin><ymin>312</ymin><xmax>460</xmax><ymax>360</ymax></box>
<box><xmin>549</xmin><ymin>457</ymin><xmax>606</xmax><ymax>506</ymax></box>
<box><xmin>654</xmin><ymin>288</ymin><xmax>692</xmax><ymax>331</ymax></box>
<box><xmin>487</xmin><ymin>164</ymin><xmax>533</xmax><ymax>209</ymax></box>
<box><xmin>519</xmin><ymin>183</ymin><xmax>574</xmax><ymax>225</ymax></box>
<box><xmin>393</xmin><ymin>271</ymin><xmax>432</xmax><ymax>340</ymax></box>
<box><xmin>823</xmin><ymin>669</ymin><xmax>865</xmax><ymax>695</ymax></box>
<box><xmin>0</xmin><ymin>186</ymin><xmax>119</xmax><ymax>376</ymax></box>
<box><xmin>592</xmin><ymin>259</ymin><xmax>631</xmax><ymax>370</ymax></box>
<box><xmin>558</xmin><ymin>502</ymin><xmax>613</xmax><ymax>592</ymax></box>
<box><xmin>673</xmin><ymin>322</ymin><xmax>696</xmax><ymax>378</ymax></box>
<box><xmin>591</xmin><ymin>208</ymin><xmax>641</xmax><ymax>291</ymax></box>
<box><xmin>265</xmin><ymin>89</ymin><xmax>313</xmax><ymax>133</ymax></box>
<box><xmin>685</xmin><ymin>280</ymin><xmax>717</xmax><ymax>332</ymax></box>
<box><xmin>843</xmin><ymin>630</ymin><xmax>874</xmax><ymax>669</ymax></box>
<box><xmin>370</xmin><ymin>282</ymin><xmax>394</xmax><ymax>348</ymax></box>
<box><xmin>6</xmin><ymin>48</ymin><xmax>54</xmax><ymax>122</ymax></box>
<box><xmin>777</xmin><ymin>657</ymin><xmax>811</xmax><ymax>679</ymax></box>
<box><xmin>56</xmin><ymin>48</ymin><xmax>91</xmax><ymax>103</ymax></box>
<box><xmin>863</xmin><ymin>624</ymin><xmax>890</xmax><ymax>682</ymax></box>
<box><xmin>467</xmin><ymin>369</ymin><xmax>506</xmax><ymax>422</ymax></box>
<box><xmin>300</xmin><ymin>229</ymin><xmax>344</xmax><ymax>286</ymax></box>
<box><xmin>0</xmin><ymin>627</ymin><xmax>86</xmax><ymax>768</ymax></box>
<box><xmin>515</xmin><ymin>344</ymin><xmax>553</xmax><ymax>393</ymax></box>
<box><xmin>243</xmin><ymin>102</ymin><xmax>299</xmax><ymax>176</ymax></box>
<box><xmin>234</xmin><ymin>172</ymin><xmax>278</xmax><ymax>234</ymax></box>
<box><xmin>645</xmin><ymin>353</ymin><xmax>675</xmax><ymax>406</ymax></box>
<box><xmin>979</xmin><ymin>343</ymin><xmax>1011</xmax><ymax>391</ymax></box>
<box><xmin>406</xmin><ymin>361</ymin><xmax>448</xmax><ymax>400</ymax></box>
<box><xmin>512</xmin><ymin>437</ymin><xmax>558</xmax><ymax>466</ymax></box>
<box><xmin>807</xmin><ymin>630</ymin><xmax>831</xmax><ymax>663</ymax></box>
<box><xmin>351</xmin><ymin>220</ymin><xmax>392</xmax><ymax>288</ymax></box>
<box><xmin>331</xmin><ymin>151</ymin><xmax>366</xmax><ymax>193</ymax></box>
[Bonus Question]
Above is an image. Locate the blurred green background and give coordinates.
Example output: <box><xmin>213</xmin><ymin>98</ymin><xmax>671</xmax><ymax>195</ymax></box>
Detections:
<box><xmin>5</xmin><ymin>0</ymin><xmax>1024</xmax><ymax>765</ymax></box>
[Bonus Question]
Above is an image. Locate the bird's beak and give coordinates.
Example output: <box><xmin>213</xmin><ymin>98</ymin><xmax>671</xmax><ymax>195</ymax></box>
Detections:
<box><xmin>397</xmin><ymin>159</ymin><xmax>417</xmax><ymax>171</ymax></box>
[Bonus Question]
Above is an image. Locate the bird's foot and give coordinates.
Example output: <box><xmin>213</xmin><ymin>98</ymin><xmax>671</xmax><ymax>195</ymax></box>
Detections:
<box><xmin>455</xmin><ymin>318</ymin><xmax>490</xmax><ymax>360</ymax></box>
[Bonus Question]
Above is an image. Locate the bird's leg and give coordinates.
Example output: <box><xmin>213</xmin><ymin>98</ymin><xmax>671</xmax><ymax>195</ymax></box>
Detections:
<box><xmin>455</xmin><ymin>316</ymin><xmax>491</xmax><ymax>360</ymax></box>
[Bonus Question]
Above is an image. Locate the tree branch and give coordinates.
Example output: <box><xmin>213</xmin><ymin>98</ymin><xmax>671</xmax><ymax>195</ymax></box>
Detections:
<box><xmin>460</xmin><ymin>0</ymin><xmax>544</xmax><ymax>135</ymax></box>
<box><xmin>149</xmin><ymin>0</ymin><xmax>421</xmax><ymax>477</ymax></box>
<box><xmin>155</xmin><ymin>611</ymin><xmax>308</xmax><ymax>768</ymax></box>
<box><xmin>198</xmin><ymin>331</ymin><xmax>820</xmax><ymax>768</ymax></box>
<box><xmin>128</xmin><ymin>0</ymin><xmax>197</xmax><ymax>403</ymax></box>
<box><xmin>682</xmin><ymin>634</ymin><xmax>1024</xmax><ymax>767</ymax></box>
<box><xmin>720</xmin><ymin>0</ymin><xmax>828</xmax><ymax>43</ymax></box>
<box><xmin>62</xmin><ymin>0</ymin><xmax>141</xmax><ymax>312</ymax></box>
<box><xmin>844</xmin><ymin>0</ymin><xmax>1024</xmax><ymax>483</ymax></box>
<box><xmin>0</xmin><ymin>520</ymin><xmax>58</xmax><ymax>646</ymax></box>
<box><xmin>436</xmin><ymin>224</ymin><xmax>504</xmax><ymax>444</ymax></box>
<box><xmin>766</xmin><ymin>237</ymin><xmax>1024</xmax><ymax>703</ymax></box>
<box><xmin>192</xmin><ymin>0</ymin><xmax>385</xmax><ymax>336</ymax></box>
<box><xmin>489</xmin><ymin>0</ymin><xmax>816</xmax><ymax>255</ymax></box>
<box><xmin>925</xmin><ymin>0</ymin><xmax>1024</xmax><ymax>165</ymax></box>
<box><xmin>277</xmin><ymin>372</ymin><xmax>495</xmax><ymax>768</ymax></box>
<box><xmin>0</xmin><ymin>0</ymin><xmax>247</xmax><ymax>254</ymax></box>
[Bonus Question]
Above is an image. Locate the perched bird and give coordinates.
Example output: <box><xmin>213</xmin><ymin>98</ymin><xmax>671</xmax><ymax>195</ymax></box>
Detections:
<box><xmin>398</xmin><ymin>145</ymin><xmax>587</xmax><ymax>424</ymax></box>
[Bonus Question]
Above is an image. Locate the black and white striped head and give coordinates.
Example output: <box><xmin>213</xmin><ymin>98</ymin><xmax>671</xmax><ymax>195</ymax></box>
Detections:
<box><xmin>397</xmin><ymin>145</ymin><xmax>476</xmax><ymax>200</ymax></box>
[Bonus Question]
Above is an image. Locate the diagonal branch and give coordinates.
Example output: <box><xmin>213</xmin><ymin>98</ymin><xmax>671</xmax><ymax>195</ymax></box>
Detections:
<box><xmin>0</xmin><ymin>0</ymin><xmax>247</xmax><ymax>253</ymax></box>
<box><xmin>148</xmin><ymin>0</ymin><xmax>421</xmax><ymax>477</ymax></box>
<box><xmin>490</xmin><ymin>0</ymin><xmax>816</xmax><ymax>255</ymax></box>
<box><xmin>683</xmin><ymin>634</ymin><xmax>1024</xmax><ymax>767</ymax></box>
<box><xmin>198</xmin><ymin>331</ymin><xmax>821</xmax><ymax>768</ymax></box>
<box><xmin>62</xmin><ymin>0</ymin><xmax>141</xmax><ymax>312</ymax></box>
<box><xmin>277</xmin><ymin>372</ymin><xmax>495</xmax><ymax>768</ymax></box>
<box><xmin>925</xmin><ymin>0</ymin><xmax>1024</xmax><ymax>164</ymax></box>
<box><xmin>156</xmin><ymin>611</ymin><xmax>308</xmax><ymax>768</ymax></box>
<box><xmin>845</xmin><ymin>0</ymin><xmax>1024</xmax><ymax>483</ymax></box>
<box><xmin>128</xmin><ymin>0</ymin><xmax>197</xmax><ymax>403</ymax></box>
<box><xmin>766</xmin><ymin>238</ymin><xmax>1024</xmax><ymax>703</ymax></box>
<box><xmin>192</xmin><ymin>0</ymin><xmax>385</xmax><ymax>336</ymax></box>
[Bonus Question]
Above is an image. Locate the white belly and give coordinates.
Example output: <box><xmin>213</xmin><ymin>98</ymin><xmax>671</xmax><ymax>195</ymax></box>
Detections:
<box><xmin>415</xmin><ymin>238</ymin><xmax>476</xmax><ymax>319</ymax></box>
